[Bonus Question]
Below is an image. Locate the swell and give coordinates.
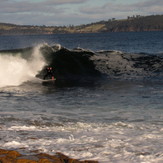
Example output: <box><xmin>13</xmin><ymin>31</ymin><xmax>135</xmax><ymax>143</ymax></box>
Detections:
<box><xmin>93</xmin><ymin>50</ymin><xmax>163</xmax><ymax>80</ymax></box>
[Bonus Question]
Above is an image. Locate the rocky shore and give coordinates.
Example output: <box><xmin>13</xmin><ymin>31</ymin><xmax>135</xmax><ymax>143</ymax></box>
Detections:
<box><xmin>0</xmin><ymin>149</ymin><xmax>98</xmax><ymax>163</ymax></box>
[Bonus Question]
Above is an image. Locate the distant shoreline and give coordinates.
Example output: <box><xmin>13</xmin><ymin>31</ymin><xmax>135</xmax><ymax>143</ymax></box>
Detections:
<box><xmin>0</xmin><ymin>15</ymin><xmax>163</xmax><ymax>35</ymax></box>
<box><xmin>0</xmin><ymin>30</ymin><xmax>163</xmax><ymax>37</ymax></box>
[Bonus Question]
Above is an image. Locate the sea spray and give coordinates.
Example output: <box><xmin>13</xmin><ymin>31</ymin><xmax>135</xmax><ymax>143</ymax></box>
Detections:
<box><xmin>0</xmin><ymin>44</ymin><xmax>46</xmax><ymax>87</ymax></box>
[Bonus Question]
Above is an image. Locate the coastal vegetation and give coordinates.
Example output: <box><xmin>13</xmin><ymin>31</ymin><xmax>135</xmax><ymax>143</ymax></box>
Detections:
<box><xmin>0</xmin><ymin>15</ymin><xmax>163</xmax><ymax>35</ymax></box>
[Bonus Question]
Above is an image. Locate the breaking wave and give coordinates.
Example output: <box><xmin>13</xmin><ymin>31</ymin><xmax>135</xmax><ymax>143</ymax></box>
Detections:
<box><xmin>0</xmin><ymin>44</ymin><xmax>46</xmax><ymax>87</ymax></box>
<box><xmin>0</xmin><ymin>43</ymin><xmax>163</xmax><ymax>87</ymax></box>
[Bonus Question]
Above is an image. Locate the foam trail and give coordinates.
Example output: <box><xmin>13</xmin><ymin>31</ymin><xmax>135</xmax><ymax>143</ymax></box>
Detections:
<box><xmin>0</xmin><ymin>45</ymin><xmax>46</xmax><ymax>87</ymax></box>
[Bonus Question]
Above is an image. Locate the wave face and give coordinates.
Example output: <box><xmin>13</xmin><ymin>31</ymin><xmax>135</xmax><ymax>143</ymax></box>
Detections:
<box><xmin>38</xmin><ymin>44</ymin><xmax>163</xmax><ymax>82</ymax></box>
<box><xmin>0</xmin><ymin>45</ymin><xmax>46</xmax><ymax>87</ymax></box>
<box><xmin>0</xmin><ymin>44</ymin><xmax>163</xmax><ymax>87</ymax></box>
<box><xmin>37</xmin><ymin>45</ymin><xmax>102</xmax><ymax>86</ymax></box>
<box><xmin>93</xmin><ymin>50</ymin><xmax>163</xmax><ymax>80</ymax></box>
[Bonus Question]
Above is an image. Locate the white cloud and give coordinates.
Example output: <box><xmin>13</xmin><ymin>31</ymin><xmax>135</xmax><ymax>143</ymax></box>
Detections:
<box><xmin>0</xmin><ymin>0</ymin><xmax>163</xmax><ymax>25</ymax></box>
<box><xmin>80</xmin><ymin>0</ymin><xmax>163</xmax><ymax>20</ymax></box>
<box><xmin>0</xmin><ymin>0</ymin><xmax>89</xmax><ymax>13</ymax></box>
<box><xmin>43</xmin><ymin>0</ymin><xmax>89</xmax><ymax>5</ymax></box>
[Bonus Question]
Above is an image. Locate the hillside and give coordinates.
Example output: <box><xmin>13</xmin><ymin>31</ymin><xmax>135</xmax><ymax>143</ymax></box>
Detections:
<box><xmin>0</xmin><ymin>23</ymin><xmax>55</xmax><ymax>35</ymax></box>
<box><xmin>104</xmin><ymin>15</ymin><xmax>163</xmax><ymax>32</ymax></box>
<box><xmin>0</xmin><ymin>15</ymin><xmax>163</xmax><ymax>35</ymax></box>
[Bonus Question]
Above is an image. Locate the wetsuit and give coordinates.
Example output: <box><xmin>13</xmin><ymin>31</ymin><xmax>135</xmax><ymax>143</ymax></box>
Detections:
<box><xmin>43</xmin><ymin>67</ymin><xmax>54</xmax><ymax>80</ymax></box>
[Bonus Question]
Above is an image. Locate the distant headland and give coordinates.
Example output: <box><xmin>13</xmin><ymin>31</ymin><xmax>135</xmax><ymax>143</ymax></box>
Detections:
<box><xmin>0</xmin><ymin>15</ymin><xmax>163</xmax><ymax>35</ymax></box>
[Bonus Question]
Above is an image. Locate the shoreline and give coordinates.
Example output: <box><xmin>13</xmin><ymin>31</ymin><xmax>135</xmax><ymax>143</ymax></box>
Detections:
<box><xmin>0</xmin><ymin>30</ymin><xmax>163</xmax><ymax>36</ymax></box>
<box><xmin>1</xmin><ymin>15</ymin><xmax>163</xmax><ymax>35</ymax></box>
<box><xmin>0</xmin><ymin>149</ymin><xmax>98</xmax><ymax>163</ymax></box>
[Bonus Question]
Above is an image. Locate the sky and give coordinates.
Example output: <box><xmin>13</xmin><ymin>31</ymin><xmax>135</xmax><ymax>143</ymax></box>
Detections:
<box><xmin>0</xmin><ymin>0</ymin><xmax>163</xmax><ymax>26</ymax></box>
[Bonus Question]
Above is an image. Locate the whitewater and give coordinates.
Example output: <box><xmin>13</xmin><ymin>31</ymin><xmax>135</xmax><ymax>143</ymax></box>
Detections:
<box><xmin>0</xmin><ymin>45</ymin><xmax>46</xmax><ymax>87</ymax></box>
<box><xmin>0</xmin><ymin>32</ymin><xmax>163</xmax><ymax>163</ymax></box>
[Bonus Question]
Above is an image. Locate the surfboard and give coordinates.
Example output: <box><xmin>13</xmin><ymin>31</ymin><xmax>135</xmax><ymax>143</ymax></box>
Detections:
<box><xmin>42</xmin><ymin>78</ymin><xmax>56</xmax><ymax>85</ymax></box>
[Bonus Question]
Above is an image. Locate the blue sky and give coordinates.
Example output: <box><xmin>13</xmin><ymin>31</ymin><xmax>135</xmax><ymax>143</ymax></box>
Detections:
<box><xmin>0</xmin><ymin>0</ymin><xmax>163</xmax><ymax>26</ymax></box>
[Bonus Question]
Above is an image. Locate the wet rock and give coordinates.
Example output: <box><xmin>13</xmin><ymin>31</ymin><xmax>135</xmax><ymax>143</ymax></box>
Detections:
<box><xmin>0</xmin><ymin>149</ymin><xmax>98</xmax><ymax>163</ymax></box>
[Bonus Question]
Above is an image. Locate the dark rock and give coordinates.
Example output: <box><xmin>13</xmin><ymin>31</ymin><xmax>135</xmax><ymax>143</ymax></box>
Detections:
<box><xmin>0</xmin><ymin>149</ymin><xmax>98</xmax><ymax>163</ymax></box>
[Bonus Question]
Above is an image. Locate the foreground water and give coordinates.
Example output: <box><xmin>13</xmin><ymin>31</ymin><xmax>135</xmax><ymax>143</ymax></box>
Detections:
<box><xmin>0</xmin><ymin>32</ymin><xmax>163</xmax><ymax>163</ymax></box>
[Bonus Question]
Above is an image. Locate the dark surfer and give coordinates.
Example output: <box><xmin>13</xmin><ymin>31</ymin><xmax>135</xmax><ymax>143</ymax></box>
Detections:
<box><xmin>43</xmin><ymin>67</ymin><xmax>55</xmax><ymax>80</ymax></box>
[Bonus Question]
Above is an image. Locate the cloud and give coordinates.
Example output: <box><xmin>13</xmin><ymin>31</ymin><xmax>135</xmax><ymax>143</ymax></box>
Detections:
<box><xmin>0</xmin><ymin>0</ymin><xmax>163</xmax><ymax>25</ymax></box>
<box><xmin>0</xmin><ymin>0</ymin><xmax>90</xmax><ymax>25</ymax></box>
<box><xmin>0</xmin><ymin>0</ymin><xmax>89</xmax><ymax>13</ymax></box>
<box><xmin>43</xmin><ymin>0</ymin><xmax>89</xmax><ymax>5</ymax></box>
<box><xmin>0</xmin><ymin>11</ymin><xmax>91</xmax><ymax>26</ymax></box>
<box><xmin>134</xmin><ymin>0</ymin><xmax>163</xmax><ymax>13</ymax></box>
<box><xmin>80</xmin><ymin>0</ymin><xmax>163</xmax><ymax>18</ymax></box>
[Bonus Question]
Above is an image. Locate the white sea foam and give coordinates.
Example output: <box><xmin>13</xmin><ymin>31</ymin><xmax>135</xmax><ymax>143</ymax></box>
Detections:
<box><xmin>4</xmin><ymin>141</ymin><xmax>28</xmax><ymax>148</ymax></box>
<box><xmin>1</xmin><ymin>121</ymin><xmax>163</xmax><ymax>163</ymax></box>
<box><xmin>0</xmin><ymin>45</ymin><xmax>46</xmax><ymax>87</ymax></box>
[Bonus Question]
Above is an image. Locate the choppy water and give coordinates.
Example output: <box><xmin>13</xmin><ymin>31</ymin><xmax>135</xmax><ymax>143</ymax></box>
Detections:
<box><xmin>0</xmin><ymin>32</ymin><xmax>163</xmax><ymax>163</ymax></box>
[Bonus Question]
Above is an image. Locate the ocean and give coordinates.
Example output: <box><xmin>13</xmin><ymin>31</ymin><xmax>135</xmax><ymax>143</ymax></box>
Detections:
<box><xmin>0</xmin><ymin>32</ymin><xmax>163</xmax><ymax>163</ymax></box>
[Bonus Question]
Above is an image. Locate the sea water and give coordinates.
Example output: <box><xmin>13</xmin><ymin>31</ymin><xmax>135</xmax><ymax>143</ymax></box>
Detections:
<box><xmin>0</xmin><ymin>32</ymin><xmax>163</xmax><ymax>163</ymax></box>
